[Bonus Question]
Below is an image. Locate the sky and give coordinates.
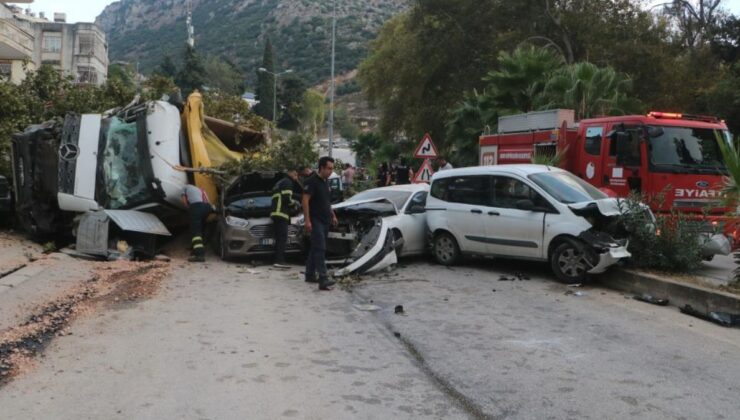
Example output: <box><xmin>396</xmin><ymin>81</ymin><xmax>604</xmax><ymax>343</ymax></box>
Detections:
<box><xmin>8</xmin><ymin>0</ymin><xmax>740</xmax><ymax>24</ymax></box>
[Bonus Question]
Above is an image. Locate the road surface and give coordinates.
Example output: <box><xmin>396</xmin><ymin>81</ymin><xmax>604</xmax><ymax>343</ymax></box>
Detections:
<box><xmin>1</xmin><ymin>250</ymin><xmax>739</xmax><ymax>419</ymax></box>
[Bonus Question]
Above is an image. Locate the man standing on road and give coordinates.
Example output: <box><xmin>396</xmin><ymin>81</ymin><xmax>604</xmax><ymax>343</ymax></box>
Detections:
<box><xmin>437</xmin><ymin>157</ymin><xmax>453</xmax><ymax>171</ymax></box>
<box><xmin>341</xmin><ymin>163</ymin><xmax>355</xmax><ymax>190</ymax></box>
<box><xmin>182</xmin><ymin>184</ymin><xmax>214</xmax><ymax>263</ymax></box>
<box><xmin>395</xmin><ymin>158</ymin><xmax>414</xmax><ymax>185</ymax></box>
<box><xmin>302</xmin><ymin>156</ymin><xmax>338</xmax><ymax>291</ymax></box>
<box><xmin>271</xmin><ymin>169</ymin><xmax>301</xmax><ymax>269</ymax></box>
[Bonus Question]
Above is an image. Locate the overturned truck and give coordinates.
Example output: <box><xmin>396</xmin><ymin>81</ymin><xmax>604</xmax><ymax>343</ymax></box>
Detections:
<box><xmin>11</xmin><ymin>93</ymin><xmax>264</xmax><ymax>257</ymax></box>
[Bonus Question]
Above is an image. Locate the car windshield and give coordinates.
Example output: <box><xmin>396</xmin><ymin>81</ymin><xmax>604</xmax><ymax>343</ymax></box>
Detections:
<box><xmin>227</xmin><ymin>195</ymin><xmax>273</xmax><ymax>218</ymax></box>
<box><xmin>101</xmin><ymin>117</ymin><xmax>150</xmax><ymax>209</ymax></box>
<box><xmin>529</xmin><ymin>171</ymin><xmax>607</xmax><ymax>204</ymax></box>
<box><xmin>648</xmin><ymin>126</ymin><xmax>728</xmax><ymax>173</ymax></box>
<box><xmin>346</xmin><ymin>189</ymin><xmax>411</xmax><ymax>210</ymax></box>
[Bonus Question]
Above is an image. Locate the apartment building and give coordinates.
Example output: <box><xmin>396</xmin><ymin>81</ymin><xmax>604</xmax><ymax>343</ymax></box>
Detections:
<box><xmin>0</xmin><ymin>1</ymin><xmax>108</xmax><ymax>85</ymax></box>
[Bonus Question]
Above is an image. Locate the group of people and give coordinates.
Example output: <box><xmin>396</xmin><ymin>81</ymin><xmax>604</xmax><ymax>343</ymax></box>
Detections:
<box><xmin>182</xmin><ymin>157</ymin><xmax>340</xmax><ymax>291</ymax></box>
<box><xmin>376</xmin><ymin>156</ymin><xmax>453</xmax><ymax>187</ymax></box>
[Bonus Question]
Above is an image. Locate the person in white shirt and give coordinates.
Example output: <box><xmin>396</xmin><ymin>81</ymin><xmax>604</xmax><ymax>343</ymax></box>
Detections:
<box><xmin>437</xmin><ymin>157</ymin><xmax>453</xmax><ymax>171</ymax></box>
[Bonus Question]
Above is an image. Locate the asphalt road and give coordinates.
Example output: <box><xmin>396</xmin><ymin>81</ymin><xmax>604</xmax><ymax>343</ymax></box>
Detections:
<box><xmin>1</xmin><ymin>252</ymin><xmax>739</xmax><ymax>419</ymax></box>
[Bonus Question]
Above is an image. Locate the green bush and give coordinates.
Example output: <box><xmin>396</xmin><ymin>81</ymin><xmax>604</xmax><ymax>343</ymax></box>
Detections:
<box><xmin>618</xmin><ymin>194</ymin><xmax>703</xmax><ymax>272</ymax></box>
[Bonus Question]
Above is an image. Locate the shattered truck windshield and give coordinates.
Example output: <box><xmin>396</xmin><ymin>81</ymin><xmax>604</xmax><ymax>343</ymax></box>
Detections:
<box><xmin>101</xmin><ymin>117</ymin><xmax>150</xmax><ymax>209</ymax></box>
<box><xmin>648</xmin><ymin>126</ymin><xmax>728</xmax><ymax>174</ymax></box>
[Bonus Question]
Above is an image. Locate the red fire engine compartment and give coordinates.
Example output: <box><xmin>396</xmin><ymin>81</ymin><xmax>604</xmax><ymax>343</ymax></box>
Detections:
<box><xmin>479</xmin><ymin>109</ymin><xmax>739</xmax><ymax>250</ymax></box>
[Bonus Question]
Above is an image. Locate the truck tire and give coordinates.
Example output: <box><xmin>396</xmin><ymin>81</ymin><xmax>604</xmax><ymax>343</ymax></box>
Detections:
<box><xmin>550</xmin><ymin>241</ymin><xmax>594</xmax><ymax>284</ymax></box>
<box><xmin>434</xmin><ymin>232</ymin><xmax>460</xmax><ymax>266</ymax></box>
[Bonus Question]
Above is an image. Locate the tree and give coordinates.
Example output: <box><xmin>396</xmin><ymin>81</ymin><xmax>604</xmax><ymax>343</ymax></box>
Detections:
<box><xmin>540</xmin><ymin>62</ymin><xmax>641</xmax><ymax>120</ymax></box>
<box><xmin>254</xmin><ymin>38</ymin><xmax>276</xmax><ymax>120</ymax></box>
<box><xmin>204</xmin><ymin>56</ymin><xmax>244</xmax><ymax>96</ymax></box>
<box><xmin>659</xmin><ymin>0</ymin><xmax>725</xmax><ymax>50</ymax></box>
<box><xmin>176</xmin><ymin>45</ymin><xmax>206</xmax><ymax>95</ymax></box>
<box><xmin>158</xmin><ymin>55</ymin><xmax>178</xmax><ymax>78</ymax></box>
<box><xmin>277</xmin><ymin>74</ymin><xmax>308</xmax><ymax>130</ymax></box>
<box><xmin>300</xmin><ymin>89</ymin><xmax>326</xmax><ymax>139</ymax></box>
<box><xmin>142</xmin><ymin>75</ymin><xmax>178</xmax><ymax>101</ymax></box>
<box><xmin>483</xmin><ymin>46</ymin><xmax>564</xmax><ymax>114</ymax></box>
<box><xmin>446</xmin><ymin>90</ymin><xmax>500</xmax><ymax>167</ymax></box>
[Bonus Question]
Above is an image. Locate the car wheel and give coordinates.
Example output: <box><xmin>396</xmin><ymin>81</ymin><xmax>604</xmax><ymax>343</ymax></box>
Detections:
<box><xmin>218</xmin><ymin>230</ymin><xmax>230</xmax><ymax>261</ymax></box>
<box><xmin>550</xmin><ymin>241</ymin><xmax>593</xmax><ymax>283</ymax></box>
<box><xmin>433</xmin><ymin>232</ymin><xmax>460</xmax><ymax>266</ymax></box>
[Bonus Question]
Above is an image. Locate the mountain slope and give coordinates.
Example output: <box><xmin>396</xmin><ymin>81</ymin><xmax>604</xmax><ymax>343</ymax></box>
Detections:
<box><xmin>96</xmin><ymin>0</ymin><xmax>406</xmax><ymax>85</ymax></box>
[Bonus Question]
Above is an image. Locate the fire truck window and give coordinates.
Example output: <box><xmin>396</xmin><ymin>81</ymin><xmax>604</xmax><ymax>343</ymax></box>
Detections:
<box><xmin>584</xmin><ymin>127</ymin><xmax>603</xmax><ymax>156</ymax></box>
<box><xmin>616</xmin><ymin>130</ymin><xmax>642</xmax><ymax>166</ymax></box>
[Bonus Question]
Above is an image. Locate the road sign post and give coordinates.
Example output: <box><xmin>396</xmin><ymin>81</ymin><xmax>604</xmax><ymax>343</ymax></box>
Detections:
<box><xmin>413</xmin><ymin>133</ymin><xmax>438</xmax><ymax>183</ymax></box>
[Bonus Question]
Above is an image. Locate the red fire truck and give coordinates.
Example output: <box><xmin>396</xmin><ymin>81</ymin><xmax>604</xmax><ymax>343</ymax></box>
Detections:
<box><xmin>479</xmin><ymin>109</ymin><xmax>737</xmax><ymax>257</ymax></box>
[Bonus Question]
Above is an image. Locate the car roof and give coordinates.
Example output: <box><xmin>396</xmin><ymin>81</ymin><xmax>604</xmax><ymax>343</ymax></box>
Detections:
<box><xmin>432</xmin><ymin>164</ymin><xmax>565</xmax><ymax>180</ymax></box>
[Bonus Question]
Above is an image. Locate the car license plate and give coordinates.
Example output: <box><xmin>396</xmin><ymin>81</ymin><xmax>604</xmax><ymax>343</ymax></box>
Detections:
<box><xmin>260</xmin><ymin>238</ymin><xmax>275</xmax><ymax>246</ymax></box>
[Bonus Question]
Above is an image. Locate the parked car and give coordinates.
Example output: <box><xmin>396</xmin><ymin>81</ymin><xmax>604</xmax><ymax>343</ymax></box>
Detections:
<box><xmin>323</xmin><ymin>183</ymin><xmax>429</xmax><ymax>276</ymax></box>
<box><xmin>426</xmin><ymin>165</ymin><xmax>633</xmax><ymax>283</ymax></box>
<box><xmin>0</xmin><ymin>175</ymin><xmax>12</xmax><ymax>215</ymax></box>
<box><xmin>216</xmin><ymin>172</ymin><xmax>304</xmax><ymax>260</ymax></box>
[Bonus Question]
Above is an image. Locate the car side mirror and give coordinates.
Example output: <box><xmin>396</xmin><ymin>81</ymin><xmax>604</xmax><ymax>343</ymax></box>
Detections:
<box><xmin>407</xmin><ymin>204</ymin><xmax>426</xmax><ymax>214</ymax></box>
<box><xmin>515</xmin><ymin>199</ymin><xmax>535</xmax><ymax>211</ymax></box>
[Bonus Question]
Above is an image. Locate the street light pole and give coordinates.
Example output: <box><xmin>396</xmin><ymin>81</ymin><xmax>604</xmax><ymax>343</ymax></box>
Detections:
<box><xmin>328</xmin><ymin>0</ymin><xmax>337</xmax><ymax>157</ymax></box>
<box><xmin>258</xmin><ymin>67</ymin><xmax>293</xmax><ymax>126</ymax></box>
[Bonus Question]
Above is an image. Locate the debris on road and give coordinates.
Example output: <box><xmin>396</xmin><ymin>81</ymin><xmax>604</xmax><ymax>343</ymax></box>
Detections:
<box><xmin>353</xmin><ymin>303</ymin><xmax>381</xmax><ymax>312</ymax></box>
<box><xmin>499</xmin><ymin>272</ymin><xmax>531</xmax><ymax>281</ymax></box>
<box><xmin>565</xmin><ymin>290</ymin><xmax>588</xmax><ymax>297</ymax></box>
<box><xmin>394</xmin><ymin>305</ymin><xmax>405</xmax><ymax>314</ymax></box>
<box><xmin>0</xmin><ymin>260</ymin><xmax>170</xmax><ymax>386</ymax></box>
<box><xmin>633</xmin><ymin>294</ymin><xmax>669</xmax><ymax>306</ymax></box>
<box><xmin>680</xmin><ymin>305</ymin><xmax>740</xmax><ymax>328</ymax></box>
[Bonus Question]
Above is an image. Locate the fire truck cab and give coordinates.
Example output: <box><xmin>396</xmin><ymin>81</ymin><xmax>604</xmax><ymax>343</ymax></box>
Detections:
<box><xmin>480</xmin><ymin>109</ymin><xmax>737</xmax><ymax>257</ymax></box>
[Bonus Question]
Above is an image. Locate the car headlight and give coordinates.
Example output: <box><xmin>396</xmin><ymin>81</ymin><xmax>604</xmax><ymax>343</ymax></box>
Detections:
<box><xmin>226</xmin><ymin>216</ymin><xmax>249</xmax><ymax>229</ymax></box>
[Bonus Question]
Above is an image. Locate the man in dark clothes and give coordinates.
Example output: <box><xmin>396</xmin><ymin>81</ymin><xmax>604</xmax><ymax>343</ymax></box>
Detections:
<box><xmin>302</xmin><ymin>156</ymin><xmax>338</xmax><ymax>291</ymax></box>
<box><xmin>377</xmin><ymin>163</ymin><xmax>391</xmax><ymax>188</ymax></box>
<box><xmin>182</xmin><ymin>184</ymin><xmax>214</xmax><ymax>262</ymax></box>
<box><xmin>395</xmin><ymin>158</ymin><xmax>414</xmax><ymax>185</ymax></box>
<box><xmin>271</xmin><ymin>169</ymin><xmax>302</xmax><ymax>269</ymax></box>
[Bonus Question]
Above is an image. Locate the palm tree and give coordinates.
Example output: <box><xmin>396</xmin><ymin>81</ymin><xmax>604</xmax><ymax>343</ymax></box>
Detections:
<box><xmin>716</xmin><ymin>133</ymin><xmax>740</xmax><ymax>285</ymax></box>
<box><xmin>539</xmin><ymin>62</ymin><xmax>640</xmax><ymax>120</ymax></box>
<box><xmin>483</xmin><ymin>46</ymin><xmax>564</xmax><ymax>114</ymax></box>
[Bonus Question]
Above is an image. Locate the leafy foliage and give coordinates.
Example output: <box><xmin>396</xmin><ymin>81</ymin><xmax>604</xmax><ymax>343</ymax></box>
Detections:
<box><xmin>219</xmin><ymin>132</ymin><xmax>318</xmax><ymax>178</ymax></box>
<box><xmin>175</xmin><ymin>45</ymin><xmax>207</xmax><ymax>95</ymax></box>
<box><xmin>618</xmin><ymin>196</ymin><xmax>703</xmax><ymax>272</ymax></box>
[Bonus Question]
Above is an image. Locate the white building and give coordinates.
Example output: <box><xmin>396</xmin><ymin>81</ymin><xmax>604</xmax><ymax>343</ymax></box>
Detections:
<box><xmin>0</xmin><ymin>1</ymin><xmax>108</xmax><ymax>85</ymax></box>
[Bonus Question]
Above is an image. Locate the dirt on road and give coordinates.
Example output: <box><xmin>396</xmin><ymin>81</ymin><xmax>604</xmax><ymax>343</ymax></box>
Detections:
<box><xmin>0</xmin><ymin>259</ymin><xmax>170</xmax><ymax>385</ymax></box>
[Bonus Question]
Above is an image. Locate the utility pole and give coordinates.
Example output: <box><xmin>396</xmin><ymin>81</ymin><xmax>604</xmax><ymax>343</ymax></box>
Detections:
<box><xmin>259</xmin><ymin>68</ymin><xmax>293</xmax><ymax>126</ymax></box>
<box><xmin>328</xmin><ymin>0</ymin><xmax>337</xmax><ymax>157</ymax></box>
<box><xmin>186</xmin><ymin>0</ymin><xmax>195</xmax><ymax>48</ymax></box>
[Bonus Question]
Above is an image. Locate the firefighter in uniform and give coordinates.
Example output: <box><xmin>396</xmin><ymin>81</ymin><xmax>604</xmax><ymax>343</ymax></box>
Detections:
<box><xmin>182</xmin><ymin>184</ymin><xmax>214</xmax><ymax>262</ymax></box>
<box><xmin>271</xmin><ymin>169</ymin><xmax>301</xmax><ymax>268</ymax></box>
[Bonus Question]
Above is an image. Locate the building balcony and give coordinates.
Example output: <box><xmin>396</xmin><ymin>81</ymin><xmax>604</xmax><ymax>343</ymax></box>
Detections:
<box><xmin>0</xmin><ymin>19</ymin><xmax>33</xmax><ymax>60</ymax></box>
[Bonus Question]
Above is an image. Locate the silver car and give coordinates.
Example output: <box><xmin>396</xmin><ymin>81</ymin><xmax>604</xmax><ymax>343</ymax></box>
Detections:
<box><xmin>216</xmin><ymin>172</ymin><xmax>304</xmax><ymax>260</ymax></box>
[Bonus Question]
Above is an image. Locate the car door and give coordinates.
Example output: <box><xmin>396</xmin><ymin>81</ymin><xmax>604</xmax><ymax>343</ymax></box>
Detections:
<box><xmin>399</xmin><ymin>191</ymin><xmax>428</xmax><ymax>255</ymax></box>
<box><xmin>484</xmin><ymin>176</ymin><xmax>547</xmax><ymax>259</ymax></box>
<box><xmin>441</xmin><ymin>176</ymin><xmax>492</xmax><ymax>254</ymax></box>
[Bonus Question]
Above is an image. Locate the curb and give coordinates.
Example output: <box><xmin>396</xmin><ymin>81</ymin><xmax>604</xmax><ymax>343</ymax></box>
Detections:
<box><xmin>599</xmin><ymin>268</ymin><xmax>740</xmax><ymax>314</ymax></box>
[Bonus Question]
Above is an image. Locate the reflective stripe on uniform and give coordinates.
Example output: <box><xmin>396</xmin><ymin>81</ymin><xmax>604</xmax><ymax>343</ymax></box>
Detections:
<box><xmin>271</xmin><ymin>212</ymin><xmax>289</xmax><ymax>220</ymax></box>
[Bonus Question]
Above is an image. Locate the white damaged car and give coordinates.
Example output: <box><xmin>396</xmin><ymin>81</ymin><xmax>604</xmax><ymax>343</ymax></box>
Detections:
<box><xmin>426</xmin><ymin>165</ymin><xmax>636</xmax><ymax>283</ymax></box>
<box><xmin>320</xmin><ymin>184</ymin><xmax>430</xmax><ymax>276</ymax></box>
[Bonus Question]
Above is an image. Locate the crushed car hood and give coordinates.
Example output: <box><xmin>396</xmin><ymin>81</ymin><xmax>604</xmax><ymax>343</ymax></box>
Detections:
<box><xmin>568</xmin><ymin>198</ymin><xmax>622</xmax><ymax>218</ymax></box>
<box><xmin>333</xmin><ymin>197</ymin><xmax>399</xmax><ymax>215</ymax></box>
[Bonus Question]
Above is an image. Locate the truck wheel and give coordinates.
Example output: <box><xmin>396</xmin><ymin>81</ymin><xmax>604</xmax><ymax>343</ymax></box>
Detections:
<box><xmin>550</xmin><ymin>241</ymin><xmax>593</xmax><ymax>284</ymax></box>
<box><xmin>434</xmin><ymin>232</ymin><xmax>460</xmax><ymax>266</ymax></box>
